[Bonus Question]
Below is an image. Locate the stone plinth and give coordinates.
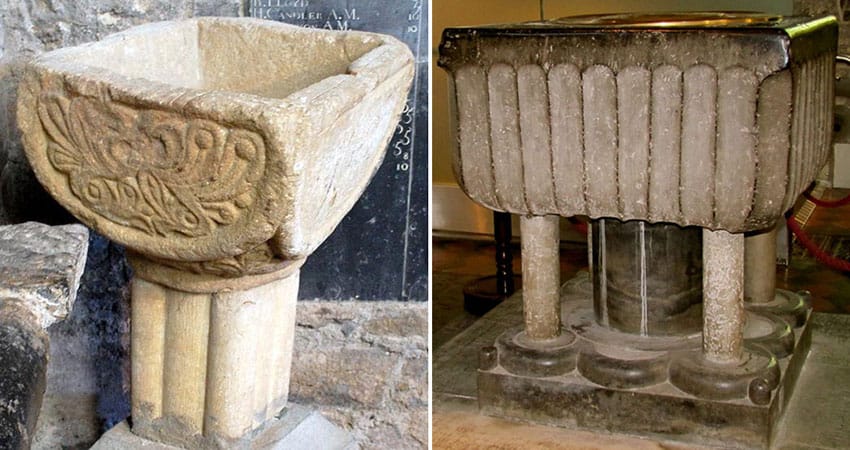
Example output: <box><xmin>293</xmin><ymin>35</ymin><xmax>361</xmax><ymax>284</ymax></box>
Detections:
<box><xmin>17</xmin><ymin>17</ymin><xmax>414</xmax><ymax>449</ymax></box>
<box><xmin>478</xmin><ymin>274</ymin><xmax>808</xmax><ymax>449</ymax></box>
<box><xmin>92</xmin><ymin>404</ymin><xmax>355</xmax><ymax>450</ymax></box>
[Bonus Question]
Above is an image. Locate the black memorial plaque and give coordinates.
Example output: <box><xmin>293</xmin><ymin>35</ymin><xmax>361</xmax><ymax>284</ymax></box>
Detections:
<box><xmin>249</xmin><ymin>0</ymin><xmax>428</xmax><ymax>301</ymax></box>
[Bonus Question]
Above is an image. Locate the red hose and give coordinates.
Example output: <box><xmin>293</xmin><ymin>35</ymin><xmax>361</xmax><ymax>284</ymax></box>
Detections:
<box><xmin>802</xmin><ymin>190</ymin><xmax>850</xmax><ymax>208</ymax></box>
<box><xmin>787</xmin><ymin>216</ymin><xmax>850</xmax><ymax>272</ymax></box>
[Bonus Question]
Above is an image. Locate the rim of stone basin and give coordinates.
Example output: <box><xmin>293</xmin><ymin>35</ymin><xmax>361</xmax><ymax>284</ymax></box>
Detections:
<box><xmin>550</xmin><ymin>12</ymin><xmax>782</xmax><ymax>28</ymax></box>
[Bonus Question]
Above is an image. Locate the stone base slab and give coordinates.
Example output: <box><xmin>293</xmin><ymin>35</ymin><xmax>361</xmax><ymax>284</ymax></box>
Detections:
<box><xmin>91</xmin><ymin>404</ymin><xmax>355</xmax><ymax>450</ymax></box>
<box><xmin>477</xmin><ymin>274</ymin><xmax>813</xmax><ymax>449</ymax></box>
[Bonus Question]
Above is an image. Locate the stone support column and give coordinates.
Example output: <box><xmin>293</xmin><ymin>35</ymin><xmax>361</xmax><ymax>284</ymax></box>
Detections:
<box><xmin>128</xmin><ymin>256</ymin><xmax>303</xmax><ymax>448</ymax></box>
<box><xmin>702</xmin><ymin>229</ymin><xmax>745</xmax><ymax>364</ymax></box>
<box><xmin>519</xmin><ymin>215</ymin><xmax>561</xmax><ymax>341</ymax></box>
<box><xmin>591</xmin><ymin>219</ymin><xmax>702</xmax><ymax>336</ymax></box>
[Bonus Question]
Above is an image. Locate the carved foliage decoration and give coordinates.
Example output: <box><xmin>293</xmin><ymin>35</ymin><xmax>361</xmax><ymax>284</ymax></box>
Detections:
<box><xmin>37</xmin><ymin>93</ymin><xmax>265</xmax><ymax>238</ymax></box>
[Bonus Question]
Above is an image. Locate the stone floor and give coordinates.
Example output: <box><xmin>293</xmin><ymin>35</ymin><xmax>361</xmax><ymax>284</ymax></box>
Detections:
<box><xmin>432</xmin><ymin>188</ymin><xmax>850</xmax><ymax>448</ymax></box>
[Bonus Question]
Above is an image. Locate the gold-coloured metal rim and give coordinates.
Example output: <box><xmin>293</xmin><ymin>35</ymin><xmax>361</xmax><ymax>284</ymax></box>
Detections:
<box><xmin>551</xmin><ymin>12</ymin><xmax>781</xmax><ymax>28</ymax></box>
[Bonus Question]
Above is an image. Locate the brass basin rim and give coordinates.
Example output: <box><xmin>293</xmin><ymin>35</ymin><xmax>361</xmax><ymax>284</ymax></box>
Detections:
<box><xmin>550</xmin><ymin>12</ymin><xmax>782</xmax><ymax>28</ymax></box>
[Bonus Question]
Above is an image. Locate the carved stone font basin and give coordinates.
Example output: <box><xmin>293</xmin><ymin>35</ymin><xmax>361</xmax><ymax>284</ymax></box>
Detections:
<box><xmin>19</xmin><ymin>17</ymin><xmax>413</xmax><ymax>278</ymax></box>
<box><xmin>18</xmin><ymin>18</ymin><xmax>413</xmax><ymax>449</ymax></box>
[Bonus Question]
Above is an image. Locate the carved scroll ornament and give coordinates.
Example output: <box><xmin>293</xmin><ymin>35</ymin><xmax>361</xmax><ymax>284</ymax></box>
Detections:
<box><xmin>37</xmin><ymin>93</ymin><xmax>266</xmax><ymax>239</ymax></box>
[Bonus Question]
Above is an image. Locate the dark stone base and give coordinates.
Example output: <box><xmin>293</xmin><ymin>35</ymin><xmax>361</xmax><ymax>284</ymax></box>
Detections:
<box><xmin>478</xmin><ymin>274</ymin><xmax>812</xmax><ymax>449</ymax></box>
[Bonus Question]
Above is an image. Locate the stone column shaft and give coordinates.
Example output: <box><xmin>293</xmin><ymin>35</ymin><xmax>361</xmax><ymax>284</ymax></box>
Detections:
<box><xmin>703</xmin><ymin>229</ymin><xmax>745</xmax><ymax>363</ymax></box>
<box><xmin>591</xmin><ymin>219</ymin><xmax>702</xmax><ymax>336</ymax></box>
<box><xmin>744</xmin><ymin>225</ymin><xmax>778</xmax><ymax>304</ymax></box>
<box><xmin>520</xmin><ymin>215</ymin><xmax>561</xmax><ymax>340</ymax></box>
<box><xmin>131</xmin><ymin>271</ymin><xmax>299</xmax><ymax>447</ymax></box>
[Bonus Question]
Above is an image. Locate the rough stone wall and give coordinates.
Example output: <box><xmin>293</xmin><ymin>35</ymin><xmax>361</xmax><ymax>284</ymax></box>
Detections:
<box><xmin>292</xmin><ymin>302</ymin><xmax>429</xmax><ymax>449</ymax></box>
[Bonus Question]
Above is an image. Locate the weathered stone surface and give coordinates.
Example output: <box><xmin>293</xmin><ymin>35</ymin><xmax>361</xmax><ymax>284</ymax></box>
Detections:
<box><xmin>0</xmin><ymin>221</ymin><xmax>88</xmax><ymax>329</ymax></box>
<box><xmin>0</xmin><ymin>222</ymin><xmax>88</xmax><ymax>449</ymax></box>
<box><xmin>93</xmin><ymin>404</ymin><xmax>355</xmax><ymax>450</ymax></box>
<box><xmin>702</xmin><ymin>229</ymin><xmax>745</xmax><ymax>362</ymax></box>
<box><xmin>32</xmin><ymin>393</ymin><xmax>100</xmax><ymax>449</ymax></box>
<box><xmin>439</xmin><ymin>14</ymin><xmax>837</xmax><ymax>233</ymax></box>
<box><xmin>292</xmin><ymin>301</ymin><xmax>428</xmax><ymax>449</ymax></box>
<box><xmin>793</xmin><ymin>0</ymin><xmax>841</xmax><ymax>17</ymax></box>
<box><xmin>0</xmin><ymin>0</ymin><xmax>244</xmax><ymax>224</ymax></box>
<box><xmin>15</xmin><ymin>16</ymin><xmax>414</xmax><ymax>450</ymax></box>
<box><xmin>519</xmin><ymin>215</ymin><xmax>561</xmax><ymax>340</ymax></box>
<box><xmin>363</xmin><ymin>307</ymin><xmax>428</xmax><ymax>337</ymax></box>
<box><xmin>396</xmin><ymin>357</ymin><xmax>428</xmax><ymax>408</ymax></box>
<box><xmin>129</xmin><ymin>274</ymin><xmax>300</xmax><ymax>449</ymax></box>
<box><xmin>36</xmin><ymin>231</ymin><xmax>132</xmax><ymax>447</ymax></box>
<box><xmin>0</xmin><ymin>303</ymin><xmax>50</xmax><ymax>450</ymax></box>
<box><xmin>91</xmin><ymin>421</ymin><xmax>182</xmax><ymax>450</ymax></box>
<box><xmin>18</xmin><ymin>18</ymin><xmax>414</xmax><ymax>278</ymax></box>
<box><xmin>297</xmin><ymin>346</ymin><xmax>397</xmax><ymax>407</ymax></box>
<box><xmin>195</xmin><ymin>0</ymin><xmax>244</xmax><ymax>17</ymax></box>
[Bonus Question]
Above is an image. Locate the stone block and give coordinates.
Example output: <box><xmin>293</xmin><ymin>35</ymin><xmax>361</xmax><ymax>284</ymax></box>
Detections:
<box><xmin>395</xmin><ymin>356</ymin><xmax>428</xmax><ymax>407</ymax></box>
<box><xmin>0</xmin><ymin>222</ymin><xmax>88</xmax><ymax>328</ymax></box>
<box><xmin>92</xmin><ymin>404</ymin><xmax>355</xmax><ymax>450</ymax></box>
<box><xmin>364</xmin><ymin>308</ymin><xmax>428</xmax><ymax>338</ymax></box>
<box><xmin>291</xmin><ymin>346</ymin><xmax>398</xmax><ymax>408</ymax></box>
<box><xmin>0</xmin><ymin>222</ymin><xmax>89</xmax><ymax>448</ymax></box>
<box><xmin>292</xmin><ymin>301</ymin><xmax>428</xmax><ymax>449</ymax></box>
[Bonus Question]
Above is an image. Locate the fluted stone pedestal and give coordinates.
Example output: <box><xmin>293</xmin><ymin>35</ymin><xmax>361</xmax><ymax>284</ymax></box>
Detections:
<box><xmin>85</xmin><ymin>256</ymin><xmax>358</xmax><ymax>449</ymax></box>
<box><xmin>123</xmin><ymin>257</ymin><xmax>304</xmax><ymax>448</ymax></box>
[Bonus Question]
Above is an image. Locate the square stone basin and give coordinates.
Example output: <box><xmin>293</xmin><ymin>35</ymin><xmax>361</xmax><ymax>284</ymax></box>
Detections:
<box><xmin>19</xmin><ymin>18</ymin><xmax>414</xmax><ymax>266</ymax></box>
<box><xmin>439</xmin><ymin>14</ymin><xmax>837</xmax><ymax>233</ymax></box>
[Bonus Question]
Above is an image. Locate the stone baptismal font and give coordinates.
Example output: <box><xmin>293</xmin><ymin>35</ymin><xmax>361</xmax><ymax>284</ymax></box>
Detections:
<box><xmin>17</xmin><ymin>18</ymin><xmax>413</xmax><ymax>449</ymax></box>
<box><xmin>439</xmin><ymin>12</ymin><xmax>837</xmax><ymax>448</ymax></box>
